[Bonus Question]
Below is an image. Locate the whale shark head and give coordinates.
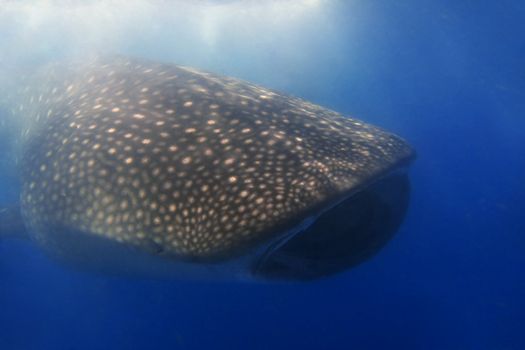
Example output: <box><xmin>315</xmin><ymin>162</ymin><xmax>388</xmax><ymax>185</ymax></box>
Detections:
<box><xmin>4</xmin><ymin>56</ymin><xmax>415</xmax><ymax>281</ymax></box>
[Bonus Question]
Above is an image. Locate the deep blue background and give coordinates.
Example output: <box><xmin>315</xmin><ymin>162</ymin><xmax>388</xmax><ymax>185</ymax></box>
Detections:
<box><xmin>1</xmin><ymin>1</ymin><xmax>524</xmax><ymax>349</ymax></box>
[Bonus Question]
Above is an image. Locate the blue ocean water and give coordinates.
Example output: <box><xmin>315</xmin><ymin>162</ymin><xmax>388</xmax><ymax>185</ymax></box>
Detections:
<box><xmin>0</xmin><ymin>1</ymin><xmax>524</xmax><ymax>349</ymax></box>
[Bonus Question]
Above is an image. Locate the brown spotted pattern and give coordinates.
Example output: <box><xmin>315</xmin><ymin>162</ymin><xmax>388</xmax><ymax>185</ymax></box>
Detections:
<box><xmin>13</xmin><ymin>56</ymin><xmax>414</xmax><ymax>260</ymax></box>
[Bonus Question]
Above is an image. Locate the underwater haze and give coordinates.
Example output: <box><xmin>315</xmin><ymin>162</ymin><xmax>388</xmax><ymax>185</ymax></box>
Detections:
<box><xmin>1</xmin><ymin>0</ymin><xmax>524</xmax><ymax>349</ymax></box>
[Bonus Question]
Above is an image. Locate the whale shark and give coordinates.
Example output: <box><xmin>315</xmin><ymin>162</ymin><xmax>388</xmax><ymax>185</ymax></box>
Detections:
<box><xmin>0</xmin><ymin>56</ymin><xmax>415</xmax><ymax>280</ymax></box>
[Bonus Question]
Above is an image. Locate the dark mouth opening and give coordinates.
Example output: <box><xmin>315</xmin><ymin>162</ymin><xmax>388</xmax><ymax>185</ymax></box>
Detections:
<box><xmin>252</xmin><ymin>172</ymin><xmax>411</xmax><ymax>281</ymax></box>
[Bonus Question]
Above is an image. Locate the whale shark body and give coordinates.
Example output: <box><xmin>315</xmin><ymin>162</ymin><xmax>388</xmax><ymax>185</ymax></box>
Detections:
<box><xmin>0</xmin><ymin>56</ymin><xmax>415</xmax><ymax>280</ymax></box>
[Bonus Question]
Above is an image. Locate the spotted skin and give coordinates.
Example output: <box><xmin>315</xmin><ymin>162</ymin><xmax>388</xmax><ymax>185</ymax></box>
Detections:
<box><xmin>12</xmin><ymin>56</ymin><xmax>414</xmax><ymax>262</ymax></box>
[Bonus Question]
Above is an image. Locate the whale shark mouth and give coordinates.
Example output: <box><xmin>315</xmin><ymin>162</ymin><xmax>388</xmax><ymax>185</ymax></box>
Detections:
<box><xmin>252</xmin><ymin>172</ymin><xmax>411</xmax><ymax>281</ymax></box>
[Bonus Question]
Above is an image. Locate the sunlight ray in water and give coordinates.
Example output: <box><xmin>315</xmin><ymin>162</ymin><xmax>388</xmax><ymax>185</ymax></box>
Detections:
<box><xmin>0</xmin><ymin>0</ymin><xmax>334</xmax><ymax>66</ymax></box>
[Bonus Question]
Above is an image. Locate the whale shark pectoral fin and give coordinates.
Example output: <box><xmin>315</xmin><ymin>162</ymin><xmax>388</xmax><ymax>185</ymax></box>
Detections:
<box><xmin>0</xmin><ymin>204</ymin><xmax>28</xmax><ymax>240</ymax></box>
